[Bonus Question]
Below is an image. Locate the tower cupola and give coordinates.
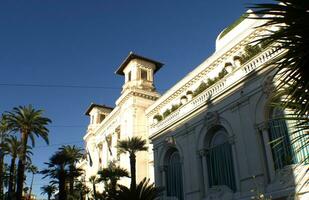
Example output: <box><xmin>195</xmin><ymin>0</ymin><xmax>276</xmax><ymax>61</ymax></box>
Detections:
<box><xmin>115</xmin><ymin>52</ymin><xmax>163</xmax><ymax>92</ymax></box>
<box><xmin>85</xmin><ymin>103</ymin><xmax>113</xmax><ymax>132</ymax></box>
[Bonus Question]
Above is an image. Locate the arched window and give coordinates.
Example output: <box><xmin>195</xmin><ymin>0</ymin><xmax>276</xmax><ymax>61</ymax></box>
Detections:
<box><xmin>206</xmin><ymin>128</ymin><xmax>236</xmax><ymax>191</ymax></box>
<box><xmin>166</xmin><ymin>150</ymin><xmax>183</xmax><ymax>200</ymax></box>
<box><xmin>268</xmin><ymin>109</ymin><xmax>295</xmax><ymax>169</ymax></box>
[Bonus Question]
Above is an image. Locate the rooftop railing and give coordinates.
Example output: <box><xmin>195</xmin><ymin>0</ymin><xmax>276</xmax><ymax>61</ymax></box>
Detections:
<box><xmin>149</xmin><ymin>46</ymin><xmax>284</xmax><ymax>136</ymax></box>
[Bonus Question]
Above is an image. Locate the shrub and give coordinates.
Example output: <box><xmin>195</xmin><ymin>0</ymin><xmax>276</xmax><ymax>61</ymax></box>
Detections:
<box><xmin>218</xmin><ymin>69</ymin><xmax>228</xmax><ymax>78</ymax></box>
<box><xmin>170</xmin><ymin>104</ymin><xmax>180</xmax><ymax>112</ymax></box>
<box><xmin>240</xmin><ymin>42</ymin><xmax>271</xmax><ymax>64</ymax></box>
<box><xmin>153</xmin><ymin>114</ymin><xmax>163</xmax><ymax>122</ymax></box>
<box><xmin>163</xmin><ymin>109</ymin><xmax>171</xmax><ymax>118</ymax></box>
<box><xmin>193</xmin><ymin>82</ymin><xmax>208</xmax><ymax>97</ymax></box>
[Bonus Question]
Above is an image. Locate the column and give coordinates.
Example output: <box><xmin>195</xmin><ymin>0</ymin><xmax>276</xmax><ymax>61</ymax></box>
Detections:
<box><xmin>160</xmin><ymin>165</ymin><xmax>168</xmax><ymax>197</ymax></box>
<box><xmin>196</xmin><ymin>150</ymin><xmax>206</xmax><ymax>198</ymax></box>
<box><xmin>260</xmin><ymin>123</ymin><xmax>276</xmax><ymax>182</ymax></box>
<box><xmin>199</xmin><ymin>149</ymin><xmax>209</xmax><ymax>195</ymax></box>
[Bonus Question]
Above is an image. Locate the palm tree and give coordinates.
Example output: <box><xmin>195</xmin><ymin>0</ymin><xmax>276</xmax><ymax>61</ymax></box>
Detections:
<box><xmin>59</xmin><ymin>145</ymin><xmax>83</xmax><ymax>193</ymax></box>
<box><xmin>4</xmin><ymin>135</ymin><xmax>22</xmax><ymax>197</ymax></box>
<box><xmin>89</xmin><ymin>176</ymin><xmax>99</xmax><ymax>200</ymax></box>
<box><xmin>41</xmin><ymin>151</ymin><xmax>69</xmax><ymax>200</ymax></box>
<box><xmin>5</xmin><ymin>105</ymin><xmax>51</xmax><ymax>199</ymax></box>
<box><xmin>98</xmin><ymin>161</ymin><xmax>129</xmax><ymax>197</ymax></box>
<box><xmin>250</xmin><ymin>0</ymin><xmax>309</xmax><ymax>163</ymax></box>
<box><xmin>41</xmin><ymin>185</ymin><xmax>57</xmax><ymax>200</ymax></box>
<box><xmin>3</xmin><ymin>136</ymin><xmax>33</xmax><ymax>197</ymax></box>
<box><xmin>26</xmin><ymin>164</ymin><xmax>38</xmax><ymax>200</ymax></box>
<box><xmin>116</xmin><ymin>137</ymin><xmax>148</xmax><ymax>190</ymax></box>
<box><xmin>0</xmin><ymin>115</ymin><xmax>9</xmax><ymax>199</ymax></box>
<box><xmin>116</xmin><ymin>178</ymin><xmax>162</xmax><ymax>200</ymax></box>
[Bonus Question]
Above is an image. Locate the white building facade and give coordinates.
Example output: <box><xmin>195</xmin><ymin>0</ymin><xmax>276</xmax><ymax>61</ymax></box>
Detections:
<box><xmin>78</xmin><ymin>53</ymin><xmax>163</xmax><ymax>192</ymax></box>
<box><xmin>81</xmin><ymin>12</ymin><xmax>308</xmax><ymax>200</ymax></box>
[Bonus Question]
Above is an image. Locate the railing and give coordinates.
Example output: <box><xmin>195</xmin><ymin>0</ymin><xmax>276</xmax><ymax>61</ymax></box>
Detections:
<box><xmin>149</xmin><ymin>46</ymin><xmax>284</xmax><ymax>136</ymax></box>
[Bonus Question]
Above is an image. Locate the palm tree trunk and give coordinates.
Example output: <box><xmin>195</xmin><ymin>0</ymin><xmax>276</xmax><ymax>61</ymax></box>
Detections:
<box><xmin>69</xmin><ymin>165</ymin><xmax>74</xmax><ymax>194</ymax></box>
<box><xmin>28</xmin><ymin>172</ymin><xmax>35</xmax><ymax>200</ymax></box>
<box><xmin>47</xmin><ymin>193</ymin><xmax>51</xmax><ymax>200</ymax></box>
<box><xmin>111</xmin><ymin>179</ymin><xmax>117</xmax><ymax>195</ymax></box>
<box><xmin>129</xmin><ymin>153</ymin><xmax>136</xmax><ymax>190</ymax></box>
<box><xmin>59</xmin><ymin>170</ymin><xmax>67</xmax><ymax>200</ymax></box>
<box><xmin>0</xmin><ymin>154</ymin><xmax>4</xmax><ymax>199</ymax></box>
<box><xmin>8</xmin><ymin>157</ymin><xmax>16</xmax><ymax>196</ymax></box>
<box><xmin>16</xmin><ymin>131</ymin><xmax>28</xmax><ymax>200</ymax></box>
<box><xmin>79</xmin><ymin>190</ymin><xmax>83</xmax><ymax>200</ymax></box>
<box><xmin>92</xmin><ymin>182</ymin><xmax>97</xmax><ymax>200</ymax></box>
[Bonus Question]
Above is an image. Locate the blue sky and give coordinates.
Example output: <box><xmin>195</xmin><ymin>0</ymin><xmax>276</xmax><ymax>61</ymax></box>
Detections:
<box><xmin>0</xmin><ymin>0</ymin><xmax>272</xmax><ymax>198</ymax></box>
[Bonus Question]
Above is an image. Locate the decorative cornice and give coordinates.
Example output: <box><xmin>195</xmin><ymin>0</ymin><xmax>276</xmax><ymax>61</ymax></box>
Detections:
<box><xmin>117</xmin><ymin>89</ymin><xmax>160</xmax><ymax>107</ymax></box>
<box><xmin>149</xmin><ymin>43</ymin><xmax>284</xmax><ymax>138</ymax></box>
<box><xmin>146</xmin><ymin>29</ymin><xmax>263</xmax><ymax>117</ymax></box>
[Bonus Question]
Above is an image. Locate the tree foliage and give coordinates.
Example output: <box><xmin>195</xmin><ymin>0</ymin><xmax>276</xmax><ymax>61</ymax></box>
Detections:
<box><xmin>5</xmin><ymin>105</ymin><xmax>51</xmax><ymax>199</ymax></box>
<box><xmin>117</xmin><ymin>137</ymin><xmax>148</xmax><ymax>190</ymax></box>
<box><xmin>251</xmin><ymin>0</ymin><xmax>309</xmax><ymax>163</ymax></box>
<box><xmin>115</xmin><ymin>178</ymin><xmax>162</xmax><ymax>200</ymax></box>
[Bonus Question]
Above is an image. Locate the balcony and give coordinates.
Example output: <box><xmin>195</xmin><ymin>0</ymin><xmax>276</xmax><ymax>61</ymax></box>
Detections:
<box><xmin>149</xmin><ymin>46</ymin><xmax>284</xmax><ymax>137</ymax></box>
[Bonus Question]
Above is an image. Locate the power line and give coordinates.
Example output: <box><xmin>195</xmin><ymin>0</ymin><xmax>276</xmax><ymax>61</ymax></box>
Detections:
<box><xmin>48</xmin><ymin>125</ymin><xmax>85</xmax><ymax>128</ymax></box>
<box><xmin>0</xmin><ymin>83</ymin><xmax>169</xmax><ymax>91</ymax></box>
<box><xmin>34</xmin><ymin>141</ymin><xmax>84</xmax><ymax>148</ymax></box>
<box><xmin>0</xmin><ymin>83</ymin><xmax>121</xmax><ymax>90</ymax></box>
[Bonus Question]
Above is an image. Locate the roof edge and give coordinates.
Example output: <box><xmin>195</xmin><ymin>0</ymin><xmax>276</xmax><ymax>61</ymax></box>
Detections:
<box><xmin>115</xmin><ymin>52</ymin><xmax>164</xmax><ymax>75</ymax></box>
<box><xmin>85</xmin><ymin>103</ymin><xmax>114</xmax><ymax>116</ymax></box>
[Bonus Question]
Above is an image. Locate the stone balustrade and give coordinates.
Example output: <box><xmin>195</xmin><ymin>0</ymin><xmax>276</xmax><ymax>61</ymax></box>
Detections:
<box><xmin>149</xmin><ymin>46</ymin><xmax>285</xmax><ymax>136</ymax></box>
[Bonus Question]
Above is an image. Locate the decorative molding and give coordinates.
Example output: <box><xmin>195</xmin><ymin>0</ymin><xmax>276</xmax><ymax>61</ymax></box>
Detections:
<box><xmin>146</xmin><ymin>29</ymin><xmax>264</xmax><ymax>117</ymax></box>
<box><xmin>262</xmin><ymin>76</ymin><xmax>275</xmax><ymax>97</ymax></box>
<box><xmin>198</xmin><ymin>148</ymin><xmax>208</xmax><ymax>157</ymax></box>
<box><xmin>117</xmin><ymin>89</ymin><xmax>160</xmax><ymax>107</ymax></box>
<box><xmin>164</xmin><ymin>136</ymin><xmax>176</xmax><ymax>147</ymax></box>
<box><xmin>204</xmin><ymin>111</ymin><xmax>220</xmax><ymax>127</ymax></box>
<box><xmin>150</xmin><ymin>46</ymin><xmax>285</xmax><ymax>137</ymax></box>
<box><xmin>267</xmin><ymin>164</ymin><xmax>309</xmax><ymax>192</ymax></box>
<box><xmin>204</xmin><ymin>185</ymin><xmax>234</xmax><ymax>200</ymax></box>
<box><xmin>228</xmin><ymin>135</ymin><xmax>236</xmax><ymax>145</ymax></box>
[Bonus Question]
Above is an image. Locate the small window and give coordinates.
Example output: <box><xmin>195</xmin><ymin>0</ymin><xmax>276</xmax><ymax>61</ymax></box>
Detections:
<box><xmin>98</xmin><ymin>114</ymin><xmax>105</xmax><ymax>123</ymax></box>
<box><xmin>128</xmin><ymin>71</ymin><xmax>131</xmax><ymax>81</ymax></box>
<box><xmin>141</xmin><ymin>69</ymin><xmax>148</xmax><ymax>80</ymax></box>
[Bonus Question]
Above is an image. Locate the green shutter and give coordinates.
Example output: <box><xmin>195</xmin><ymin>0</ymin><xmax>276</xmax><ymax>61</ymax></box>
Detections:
<box><xmin>206</xmin><ymin>142</ymin><xmax>236</xmax><ymax>191</ymax></box>
<box><xmin>268</xmin><ymin>119</ymin><xmax>295</xmax><ymax>169</ymax></box>
<box><xmin>166</xmin><ymin>152</ymin><xmax>184</xmax><ymax>200</ymax></box>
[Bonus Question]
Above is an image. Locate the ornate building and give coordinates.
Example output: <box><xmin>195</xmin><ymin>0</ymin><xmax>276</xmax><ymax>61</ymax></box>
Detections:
<box><xmin>80</xmin><ymin>11</ymin><xmax>308</xmax><ymax>200</ymax></box>
<box><xmin>78</xmin><ymin>53</ymin><xmax>163</xmax><ymax>193</ymax></box>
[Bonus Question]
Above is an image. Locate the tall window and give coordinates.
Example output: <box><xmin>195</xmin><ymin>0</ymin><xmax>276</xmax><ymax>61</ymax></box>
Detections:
<box><xmin>141</xmin><ymin>69</ymin><xmax>148</xmax><ymax>80</ymax></box>
<box><xmin>268</xmin><ymin>109</ymin><xmax>297</xmax><ymax>169</ymax></box>
<box><xmin>166</xmin><ymin>150</ymin><xmax>183</xmax><ymax>200</ymax></box>
<box><xmin>206</xmin><ymin>129</ymin><xmax>236</xmax><ymax>191</ymax></box>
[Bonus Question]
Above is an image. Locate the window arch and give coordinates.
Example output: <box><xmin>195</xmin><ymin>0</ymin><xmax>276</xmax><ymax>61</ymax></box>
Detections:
<box><xmin>206</xmin><ymin>127</ymin><xmax>236</xmax><ymax>191</ymax></box>
<box><xmin>165</xmin><ymin>149</ymin><xmax>183</xmax><ymax>200</ymax></box>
